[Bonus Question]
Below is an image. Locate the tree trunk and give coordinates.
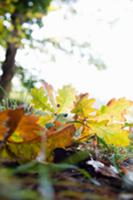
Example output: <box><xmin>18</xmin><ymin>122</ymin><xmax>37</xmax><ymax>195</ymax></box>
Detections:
<box><xmin>0</xmin><ymin>43</ymin><xmax>17</xmax><ymax>99</ymax></box>
<box><xmin>0</xmin><ymin>10</ymin><xmax>22</xmax><ymax>100</ymax></box>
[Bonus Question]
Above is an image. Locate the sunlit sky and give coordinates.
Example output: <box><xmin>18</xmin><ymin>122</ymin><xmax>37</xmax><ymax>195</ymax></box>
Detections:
<box><xmin>16</xmin><ymin>0</ymin><xmax>133</xmax><ymax>102</ymax></box>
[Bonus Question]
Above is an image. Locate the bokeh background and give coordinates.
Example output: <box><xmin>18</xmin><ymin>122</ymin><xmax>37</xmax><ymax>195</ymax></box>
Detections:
<box><xmin>1</xmin><ymin>0</ymin><xmax>133</xmax><ymax>102</ymax></box>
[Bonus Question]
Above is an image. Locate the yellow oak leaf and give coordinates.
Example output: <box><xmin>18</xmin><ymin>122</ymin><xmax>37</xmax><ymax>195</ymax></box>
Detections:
<box><xmin>72</xmin><ymin>93</ymin><xmax>96</xmax><ymax>120</ymax></box>
<box><xmin>76</xmin><ymin>126</ymin><xmax>91</xmax><ymax>142</ymax></box>
<box><xmin>38</xmin><ymin>114</ymin><xmax>54</xmax><ymax>127</ymax></box>
<box><xmin>31</xmin><ymin>87</ymin><xmax>54</xmax><ymax>112</ymax></box>
<box><xmin>0</xmin><ymin>142</ymin><xmax>41</xmax><ymax>162</ymax></box>
<box><xmin>88</xmin><ymin>120</ymin><xmax>130</xmax><ymax>147</ymax></box>
<box><xmin>56</xmin><ymin>85</ymin><xmax>76</xmax><ymax>113</ymax></box>
<box><xmin>0</xmin><ymin>19</ymin><xmax>3</xmax><ymax>32</ymax></box>
<box><xmin>95</xmin><ymin>98</ymin><xmax>133</xmax><ymax>123</ymax></box>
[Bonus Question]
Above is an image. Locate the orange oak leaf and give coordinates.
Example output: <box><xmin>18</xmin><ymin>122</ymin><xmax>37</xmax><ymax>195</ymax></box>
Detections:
<box><xmin>9</xmin><ymin>115</ymin><xmax>44</xmax><ymax>142</ymax></box>
<box><xmin>0</xmin><ymin>108</ymin><xmax>26</xmax><ymax>143</ymax></box>
<box><xmin>0</xmin><ymin>110</ymin><xmax>9</xmax><ymax>140</ymax></box>
<box><xmin>0</xmin><ymin>108</ymin><xmax>45</xmax><ymax>162</ymax></box>
<box><xmin>6</xmin><ymin>108</ymin><xmax>24</xmax><ymax>138</ymax></box>
<box><xmin>8</xmin><ymin>109</ymin><xmax>44</xmax><ymax>143</ymax></box>
<box><xmin>0</xmin><ymin>108</ymin><xmax>44</xmax><ymax>143</ymax></box>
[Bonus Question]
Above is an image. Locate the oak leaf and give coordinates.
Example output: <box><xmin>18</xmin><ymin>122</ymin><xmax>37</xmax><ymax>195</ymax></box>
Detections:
<box><xmin>6</xmin><ymin>108</ymin><xmax>24</xmax><ymax>138</ymax></box>
<box><xmin>0</xmin><ymin>108</ymin><xmax>25</xmax><ymax>142</ymax></box>
<box><xmin>88</xmin><ymin>120</ymin><xmax>130</xmax><ymax>147</ymax></box>
<box><xmin>0</xmin><ymin>108</ymin><xmax>44</xmax><ymax>143</ymax></box>
<box><xmin>39</xmin><ymin>114</ymin><xmax>54</xmax><ymax>127</ymax></box>
<box><xmin>96</xmin><ymin>98</ymin><xmax>133</xmax><ymax>123</ymax></box>
<box><xmin>31</xmin><ymin>87</ymin><xmax>54</xmax><ymax>112</ymax></box>
<box><xmin>45</xmin><ymin>124</ymin><xmax>76</xmax><ymax>160</ymax></box>
<box><xmin>56</xmin><ymin>85</ymin><xmax>76</xmax><ymax>113</ymax></box>
<box><xmin>0</xmin><ymin>110</ymin><xmax>9</xmax><ymax>140</ymax></box>
<box><xmin>9</xmin><ymin>115</ymin><xmax>44</xmax><ymax>143</ymax></box>
<box><xmin>76</xmin><ymin>126</ymin><xmax>91</xmax><ymax>142</ymax></box>
<box><xmin>1</xmin><ymin>142</ymin><xmax>41</xmax><ymax>162</ymax></box>
<box><xmin>72</xmin><ymin>93</ymin><xmax>96</xmax><ymax>120</ymax></box>
<box><xmin>0</xmin><ymin>108</ymin><xmax>44</xmax><ymax>162</ymax></box>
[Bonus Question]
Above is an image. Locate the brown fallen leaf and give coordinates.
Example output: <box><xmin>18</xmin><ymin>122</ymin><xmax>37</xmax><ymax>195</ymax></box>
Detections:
<box><xmin>45</xmin><ymin>124</ymin><xmax>76</xmax><ymax>161</ymax></box>
<box><xmin>87</xmin><ymin>159</ymin><xmax>119</xmax><ymax>178</ymax></box>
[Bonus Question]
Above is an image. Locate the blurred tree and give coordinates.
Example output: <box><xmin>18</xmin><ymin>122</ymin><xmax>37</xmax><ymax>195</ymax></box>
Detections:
<box><xmin>0</xmin><ymin>0</ymin><xmax>105</xmax><ymax>98</ymax></box>
<box><xmin>16</xmin><ymin>66</ymin><xmax>37</xmax><ymax>91</ymax></box>
<box><xmin>38</xmin><ymin>37</ymin><xmax>106</xmax><ymax>69</ymax></box>
<box><xmin>0</xmin><ymin>0</ymin><xmax>52</xmax><ymax>99</ymax></box>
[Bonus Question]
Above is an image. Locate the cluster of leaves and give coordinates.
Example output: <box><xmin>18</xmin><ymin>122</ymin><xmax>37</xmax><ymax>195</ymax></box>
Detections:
<box><xmin>0</xmin><ymin>0</ymin><xmax>75</xmax><ymax>48</ymax></box>
<box><xmin>0</xmin><ymin>0</ymin><xmax>52</xmax><ymax>47</ymax></box>
<box><xmin>0</xmin><ymin>82</ymin><xmax>132</xmax><ymax>163</ymax></box>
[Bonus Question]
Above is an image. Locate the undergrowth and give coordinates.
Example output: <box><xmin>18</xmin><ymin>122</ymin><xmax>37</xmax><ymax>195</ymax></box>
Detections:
<box><xmin>0</xmin><ymin>82</ymin><xmax>133</xmax><ymax>199</ymax></box>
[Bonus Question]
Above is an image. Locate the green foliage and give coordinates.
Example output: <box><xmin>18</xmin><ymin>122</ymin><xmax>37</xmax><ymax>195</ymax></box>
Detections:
<box><xmin>16</xmin><ymin>66</ymin><xmax>37</xmax><ymax>91</ymax></box>
<box><xmin>31</xmin><ymin>84</ymin><xmax>76</xmax><ymax>114</ymax></box>
<box><xmin>31</xmin><ymin>87</ymin><xmax>54</xmax><ymax>112</ymax></box>
<box><xmin>0</xmin><ymin>0</ymin><xmax>52</xmax><ymax>47</ymax></box>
